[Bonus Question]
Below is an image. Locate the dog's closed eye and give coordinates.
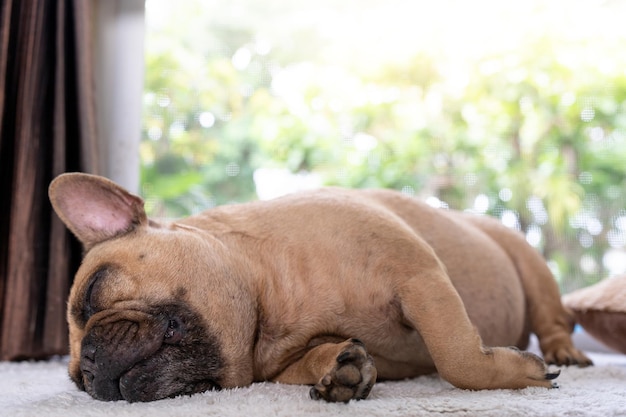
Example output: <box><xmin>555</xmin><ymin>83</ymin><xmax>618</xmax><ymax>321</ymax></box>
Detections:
<box><xmin>82</xmin><ymin>266</ymin><xmax>112</xmax><ymax>322</ymax></box>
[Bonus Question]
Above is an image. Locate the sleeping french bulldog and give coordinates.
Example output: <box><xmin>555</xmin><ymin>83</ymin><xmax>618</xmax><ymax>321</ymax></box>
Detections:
<box><xmin>48</xmin><ymin>173</ymin><xmax>591</xmax><ymax>403</ymax></box>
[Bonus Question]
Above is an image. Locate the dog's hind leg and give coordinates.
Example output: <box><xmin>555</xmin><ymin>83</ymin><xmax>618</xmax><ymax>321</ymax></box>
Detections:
<box><xmin>272</xmin><ymin>338</ymin><xmax>377</xmax><ymax>402</ymax></box>
<box><xmin>506</xmin><ymin>244</ymin><xmax>593</xmax><ymax>366</ymax></box>
<box><xmin>462</xmin><ymin>215</ymin><xmax>592</xmax><ymax>367</ymax></box>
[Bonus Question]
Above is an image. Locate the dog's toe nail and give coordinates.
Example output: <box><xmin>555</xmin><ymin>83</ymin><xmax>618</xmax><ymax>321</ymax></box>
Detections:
<box><xmin>551</xmin><ymin>382</ymin><xmax>560</xmax><ymax>389</ymax></box>
<box><xmin>310</xmin><ymin>387</ymin><xmax>321</xmax><ymax>400</ymax></box>
<box><xmin>337</xmin><ymin>351</ymin><xmax>352</xmax><ymax>363</ymax></box>
<box><xmin>545</xmin><ymin>370</ymin><xmax>561</xmax><ymax>380</ymax></box>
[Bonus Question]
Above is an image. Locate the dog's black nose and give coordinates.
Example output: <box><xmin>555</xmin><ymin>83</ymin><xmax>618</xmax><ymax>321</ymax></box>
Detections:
<box><xmin>80</xmin><ymin>343</ymin><xmax>97</xmax><ymax>385</ymax></box>
<box><xmin>80</xmin><ymin>338</ymin><xmax>124</xmax><ymax>401</ymax></box>
<box><xmin>82</xmin><ymin>343</ymin><xmax>96</xmax><ymax>362</ymax></box>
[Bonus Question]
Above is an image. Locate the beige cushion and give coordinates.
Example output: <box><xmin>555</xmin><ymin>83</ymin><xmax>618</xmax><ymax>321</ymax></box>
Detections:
<box><xmin>562</xmin><ymin>275</ymin><xmax>626</xmax><ymax>354</ymax></box>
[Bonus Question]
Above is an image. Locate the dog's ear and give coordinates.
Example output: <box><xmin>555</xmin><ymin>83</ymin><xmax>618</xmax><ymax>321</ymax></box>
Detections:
<box><xmin>49</xmin><ymin>173</ymin><xmax>148</xmax><ymax>250</ymax></box>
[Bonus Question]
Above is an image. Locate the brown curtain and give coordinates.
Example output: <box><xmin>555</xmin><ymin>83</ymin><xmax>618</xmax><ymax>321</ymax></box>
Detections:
<box><xmin>0</xmin><ymin>0</ymin><xmax>99</xmax><ymax>360</ymax></box>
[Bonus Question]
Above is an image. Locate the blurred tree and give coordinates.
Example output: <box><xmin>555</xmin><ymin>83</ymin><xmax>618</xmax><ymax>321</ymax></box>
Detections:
<box><xmin>141</xmin><ymin>0</ymin><xmax>626</xmax><ymax>291</ymax></box>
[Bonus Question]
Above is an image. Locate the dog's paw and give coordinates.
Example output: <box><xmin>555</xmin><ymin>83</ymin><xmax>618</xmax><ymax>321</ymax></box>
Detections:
<box><xmin>543</xmin><ymin>345</ymin><xmax>593</xmax><ymax>367</ymax></box>
<box><xmin>309</xmin><ymin>339</ymin><xmax>377</xmax><ymax>403</ymax></box>
<box><xmin>460</xmin><ymin>346</ymin><xmax>561</xmax><ymax>390</ymax></box>
<box><xmin>516</xmin><ymin>350</ymin><xmax>561</xmax><ymax>388</ymax></box>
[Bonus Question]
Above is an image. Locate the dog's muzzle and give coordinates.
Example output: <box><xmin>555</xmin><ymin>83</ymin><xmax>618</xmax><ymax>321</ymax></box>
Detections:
<box><xmin>77</xmin><ymin>305</ymin><xmax>222</xmax><ymax>402</ymax></box>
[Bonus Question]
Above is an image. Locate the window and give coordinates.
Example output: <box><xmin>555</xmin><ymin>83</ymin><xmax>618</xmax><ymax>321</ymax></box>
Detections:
<box><xmin>141</xmin><ymin>0</ymin><xmax>626</xmax><ymax>291</ymax></box>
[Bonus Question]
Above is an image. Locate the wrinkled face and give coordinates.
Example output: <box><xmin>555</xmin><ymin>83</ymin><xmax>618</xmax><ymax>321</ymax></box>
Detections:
<box><xmin>67</xmin><ymin>235</ymin><xmax>225</xmax><ymax>402</ymax></box>
<box><xmin>49</xmin><ymin>173</ymin><xmax>258</xmax><ymax>401</ymax></box>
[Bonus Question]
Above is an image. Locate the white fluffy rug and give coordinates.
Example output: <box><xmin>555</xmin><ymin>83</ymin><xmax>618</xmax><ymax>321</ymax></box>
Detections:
<box><xmin>2</xmin><ymin>334</ymin><xmax>625</xmax><ymax>417</ymax></box>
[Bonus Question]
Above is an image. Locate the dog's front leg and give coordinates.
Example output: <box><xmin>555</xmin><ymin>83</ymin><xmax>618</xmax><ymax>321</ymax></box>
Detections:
<box><xmin>398</xmin><ymin>264</ymin><xmax>559</xmax><ymax>390</ymax></box>
<box><xmin>272</xmin><ymin>338</ymin><xmax>377</xmax><ymax>402</ymax></box>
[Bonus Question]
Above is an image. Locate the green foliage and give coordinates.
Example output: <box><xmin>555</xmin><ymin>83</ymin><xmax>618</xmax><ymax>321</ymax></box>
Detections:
<box><xmin>141</xmin><ymin>0</ymin><xmax>626</xmax><ymax>290</ymax></box>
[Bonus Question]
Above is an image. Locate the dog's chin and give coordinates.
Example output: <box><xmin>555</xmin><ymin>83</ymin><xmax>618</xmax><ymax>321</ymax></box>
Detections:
<box><xmin>83</xmin><ymin>359</ymin><xmax>222</xmax><ymax>402</ymax></box>
<box><xmin>84</xmin><ymin>377</ymin><xmax>220</xmax><ymax>403</ymax></box>
<box><xmin>118</xmin><ymin>365</ymin><xmax>221</xmax><ymax>402</ymax></box>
